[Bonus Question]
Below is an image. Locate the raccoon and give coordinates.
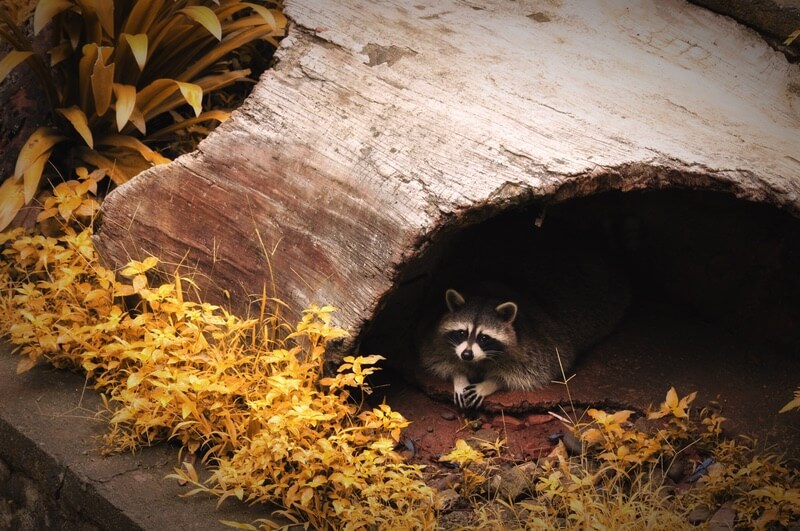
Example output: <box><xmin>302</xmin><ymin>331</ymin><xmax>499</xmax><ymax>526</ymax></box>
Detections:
<box><xmin>419</xmin><ymin>287</ymin><xmax>573</xmax><ymax>409</ymax></box>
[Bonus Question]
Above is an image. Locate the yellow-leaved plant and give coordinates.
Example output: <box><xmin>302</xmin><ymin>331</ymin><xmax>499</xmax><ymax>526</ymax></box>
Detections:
<box><xmin>0</xmin><ymin>0</ymin><xmax>286</xmax><ymax>230</ymax></box>
<box><xmin>0</xmin><ymin>170</ymin><xmax>437</xmax><ymax>528</ymax></box>
<box><xmin>782</xmin><ymin>388</ymin><xmax>800</xmax><ymax>414</ymax></box>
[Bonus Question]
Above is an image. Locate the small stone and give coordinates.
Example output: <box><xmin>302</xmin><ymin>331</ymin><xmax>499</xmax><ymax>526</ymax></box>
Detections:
<box><xmin>492</xmin><ymin>415</ymin><xmax>523</xmax><ymax>430</ymax></box>
<box><xmin>430</xmin><ymin>473</ymin><xmax>461</xmax><ymax>491</ymax></box>
<box><xmin>467</xmin><ymin>428</ymin><xmax>500</xmax><ymax>450</ymax></box>
<box><xmin>666</xmin><ymin>459</ymin><xmax>684</xmax><ymax>483</ymax></box>
<box><xmin>495</xmin><ymin>467</ymin><xmax>529</xmax><ymax>500</ymax></box>
<box><xmin>426</xmin><ymin>426</ymin><xmax>434</xmax><ymax>433</ymax></box>
<box><xmin>441</xmin><ymin>411</ymin><xmax>457</xmax><ymax>421</ymax></box>
<box><xmin>633</xmin><ymin>417</ymin><xmax>662</xmax><ymax>435</ymax></box>
<box><xmin>515</xmin><ymin>461</ymin><xmax>541</xmax><ymax>478</ymax></box>
<box><xmin>515</xmin><ymin>507</ymin><xmax>531</xmax><ymax>523</ymax></box>
<box><xmin>647</xmin><ymin>468</ymin><xmax>675</xmax><ymax>498</ymax></box>
<box><xmin>687</xmin><ymin>504</ymin><xmax>712</xmax><ymax>524</ymax></box>
<box><xmin>706</xmin><ymin>462</ymin><xmax>725</xmax><ymax>477</ymax></box>
<box><xmin>695</xmin><ymin>462</ymin><xmax>725</xmax><ymax>485</ymax></box>
<box><xmin>708</xmin><ymin>501</ymin><xmax>736</xmax><ymax>530</ymax></box>
<box><xmin>561</xmin><ymin>431</ymin><xmax>583</xmax><ymax>455</ymax></box>
<box><xmin>438</xmin><ymin>488</ymin><xmax>462</xmax><ymax>513</ymax></box>
<box><xmin>526</xmin><ymin>414</ymin><xmax>554</xmax><ymax>425</ymax></box>
<box><xmin>491</xmin><ymin>462</ymin><xmax>540</xmax><ymax>500</ymax></box>
<box><xmin>464</xmin><ymin>418</ymin><xmax>483</xmax><ymax>430</ymax></box>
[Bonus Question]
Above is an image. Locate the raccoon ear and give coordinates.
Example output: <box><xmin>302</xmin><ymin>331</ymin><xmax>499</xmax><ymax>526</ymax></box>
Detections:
<box><xmin>495</xmin><ymin>302</ymin><xmax>517</xmax><ymax>323</ymax></box>
<box><xmin>445</xmin><ymin>289</ymin><xmax>466</xmax><ymax>311</ymax></box>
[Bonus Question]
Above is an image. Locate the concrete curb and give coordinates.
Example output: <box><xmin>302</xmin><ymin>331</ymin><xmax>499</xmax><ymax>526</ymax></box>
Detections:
<box><xmin>0</xmin><ymin>343</ymin><xmax>267</xmax><ymax>530</ymax></box>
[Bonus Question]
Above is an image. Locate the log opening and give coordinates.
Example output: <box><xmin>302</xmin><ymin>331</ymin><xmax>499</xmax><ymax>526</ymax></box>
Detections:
<box><xmin>360</xmin><ymin>185</ymin><xmax>800</xmax><ymax>392</ymax></box>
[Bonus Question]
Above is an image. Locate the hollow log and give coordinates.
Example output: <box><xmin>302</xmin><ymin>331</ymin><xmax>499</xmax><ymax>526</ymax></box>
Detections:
<box><xmin>93</xmin><ymin>0</ymin><xmax>800</xmax><ymax>363</ymax></box>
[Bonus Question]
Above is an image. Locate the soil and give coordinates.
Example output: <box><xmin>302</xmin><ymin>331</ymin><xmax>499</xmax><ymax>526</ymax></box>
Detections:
<box><xmin>372</xmin><ymin>299</ymin><xmax>800</xmax><ymax>470</ymax></box>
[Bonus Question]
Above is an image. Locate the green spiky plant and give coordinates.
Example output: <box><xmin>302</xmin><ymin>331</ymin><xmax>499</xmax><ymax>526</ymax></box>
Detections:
<box><xmin>0</xmin><ymin>0</ymin><xmax>285</xmax><ymax>230</ymax></box>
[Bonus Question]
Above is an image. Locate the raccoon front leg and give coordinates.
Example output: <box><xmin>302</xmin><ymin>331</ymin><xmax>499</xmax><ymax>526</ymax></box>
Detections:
<box><xmin>453</xmin><ymin>373</ymin><xmax>471</xmax><ymax>408</ymax></box>
<box><xmin>454</xmin><ymin>375</ymin><xmax>499</xmax><ymax>409</ymax></box>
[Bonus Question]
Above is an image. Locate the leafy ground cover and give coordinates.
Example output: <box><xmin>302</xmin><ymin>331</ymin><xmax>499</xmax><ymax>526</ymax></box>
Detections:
<box><xmin>1</xmin><ymin>1</ymin><xmax>799</xmax><ymax>529</ymax></box>
<box><xmin>429</xmin><ymin>387</ymin><xmax>800</xmax><ymax>529</ymax></box>
<box><xmin>0</xmin><ymin>171</ymin><xmax>438</xmax><ymax>528</ymax></box>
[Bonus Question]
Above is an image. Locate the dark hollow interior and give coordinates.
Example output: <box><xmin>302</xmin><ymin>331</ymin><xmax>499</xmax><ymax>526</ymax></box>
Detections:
<box><xmin>360</xmin><ymin>188</ymin><xmax>800</xmax><ymax>382</ymax></box>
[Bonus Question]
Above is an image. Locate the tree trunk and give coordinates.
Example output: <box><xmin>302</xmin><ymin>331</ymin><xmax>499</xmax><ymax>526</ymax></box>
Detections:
<box><xmin>93</xmin><ymin>0</ymin><xmax>800</xmax><ymax>359</ymax></box>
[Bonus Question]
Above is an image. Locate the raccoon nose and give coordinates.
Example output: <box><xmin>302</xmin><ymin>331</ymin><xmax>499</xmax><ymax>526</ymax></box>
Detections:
<box><xmin>461</xmin><ymin>349</ymin><xmax>474</xmax><ymax>361</ymax></box>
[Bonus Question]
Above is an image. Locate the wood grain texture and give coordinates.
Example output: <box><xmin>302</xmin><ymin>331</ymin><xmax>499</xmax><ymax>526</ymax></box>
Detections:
<box><xmin>93</xmin><ymin>0</ymin><xmax>800</xmax><ymax>352</ymax></box>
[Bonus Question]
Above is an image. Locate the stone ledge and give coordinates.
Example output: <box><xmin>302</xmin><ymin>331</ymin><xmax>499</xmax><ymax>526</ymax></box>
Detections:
<box><xmin>0</xmin><ymin>342</ymin><xmax>267</xmax><ymax>531</ymax></box>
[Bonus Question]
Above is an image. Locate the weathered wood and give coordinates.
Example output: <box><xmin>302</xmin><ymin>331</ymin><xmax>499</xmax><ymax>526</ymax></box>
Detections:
<box><xmin>93</xmin><ymin>0</ymin><xmax>800</xmax><ymax>353</ymax></box>
<box><xmin>688</xmin><ymin>0</ymin><xmax>800</xmax><ymax>59</ymax></box>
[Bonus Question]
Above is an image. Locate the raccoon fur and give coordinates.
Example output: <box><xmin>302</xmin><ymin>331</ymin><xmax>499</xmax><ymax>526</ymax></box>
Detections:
<box><xmin>420</xmin><ymin>273</ymin><xmax>628</xmax><ymax>409</ymax></box>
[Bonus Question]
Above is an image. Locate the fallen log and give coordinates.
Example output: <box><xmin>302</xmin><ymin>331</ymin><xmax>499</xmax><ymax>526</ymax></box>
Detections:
<box><xmin>93</xmin><ymin>0</ymin><xmax>800</xmax><ymax>365</ymax></box>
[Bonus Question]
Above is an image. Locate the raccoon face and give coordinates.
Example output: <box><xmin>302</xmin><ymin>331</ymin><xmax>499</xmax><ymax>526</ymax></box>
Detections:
<box><xmin>438</xmin><ymin>289</ymin><xmax>518</xmax><ymax>363</ymax></box>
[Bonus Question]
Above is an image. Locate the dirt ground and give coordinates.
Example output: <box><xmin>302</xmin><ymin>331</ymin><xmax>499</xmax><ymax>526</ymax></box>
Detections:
<box><xmin>374</xmin><ymin>299</ymin><xmax>800</xmax><ymax>467</ymax></box>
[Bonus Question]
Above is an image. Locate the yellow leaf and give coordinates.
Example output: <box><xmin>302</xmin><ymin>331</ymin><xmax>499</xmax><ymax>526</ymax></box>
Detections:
<box><xmin>121</xmin><ymin>0</ymin><xmax>158</xmax><ymax>35</ymax></box>
<box><xmin>14</xmin><ymin>127</ymin><xmax>65</xmax><ymax>181</ymax></box>
<box><xmin>665</xmin><ymin>387</ymin><xmax>678</xmax><ymax>408</ymax></box>
<box><xmin>580</xmin><ymin>427</ymin><xmax>603</xmax><ymax>444</ymax></box>
<box><xmin>299</xmin><ymin>487</ymin><xmax>314</xmax><ymax>506</ymax></box>
<box><xmin>179</xmin><ymin>25</ymin><xmax>279</xmax><ymax>81</ymax></box>
<box><xmin>135</xmin><ymin>78</ymin><xmax>173</xmax><ymax>116</ymax></box>
<box><xmin>114</xmin><ymin>283</ymin><xmax>136</xmax><ymax>297</ymax></box>
<box><xmin>129</xmin><ymin>105</ymin><xmax>146</xmax><ymax>134</ymax></box>
<box><xmin>779</xmin><ymin>389</ymin><xmax>800</xmax><ymax>413</ymax></box>
<box><xmin>439</xmin><ymin>439</ymin><xmax>484</xmax><ymax>466</ymax></box>
<box><xmin>113</xmin><ymin>84</ymin><xmax>137</xmax><ymax>131</ymax></box>
<box><xmin>218</xmin><ymin>521</ymin><xmax>258</xmax><ymax>530</ymax></box>
<box><xmin>0</xmin><ymin>175</ymin><xmax>25</xmax><ymax>232</ymax></box>
<box><xmin>57</xmin><ymin>195</ymin><xmax>82</xmax><ymax>221</ymax></box>
<box><xmin>0</xmin><ymin>51</ymin><xmax>34</xmax><ymax>83</ymax></box>
<box><xmin>36</xmin><ymin>207</ymin><xmax>59</xmax><ymax>223</ymax></box>
<box><xmin>179</xmin><ymin>6</ymin><xmax>222</xmax><ymax>40</ymax></box>
<box><xmin>243</xmin><ymin>3</ymin><xmax>277</xmax><ymax>31</ymax></box>
<box><xmin>23</xmin><ymin>150</ymin><xmax>53</xmax><ymax>204</ymax></box>
<box><xmin>127</xmin><ymin>371</ymin><xmax>144</xmax><ymax>388</ymax></box>
<box><xmin>132</xmin><ymin>274</ymin><xmax>147</xmax><ymax>292</ymax></box>
<box><xmin>176</xmin><ymin>82</ymin><xmax>203</xmax><ymax>117</ymax></box>
<box><xmin>182</xmin><ymin>460</ymin><xmax>199</xmax><ymax>483</ymax></box>
<box><xmin>74</xmin><ymin>198</ymin><xmax>100</xmax><ymax>218</ymax></box>
<box><xmin>75</xmin><ymin>148</ymin><xmax>131</xmax><ymax>184</ymax></box>
<box><xmin>91</xmin><ymin>53</ymin><xmax>115</xmax><ymax>116</ymax></box>
<box><xmin>56</xmin><ymin>106</ymin><xmax>93</xmax><ymax>148</ymax></box>
<box><xmin>146</xmin><ymin>110</ymin><xmax>230</xmax><ymax>140</ymax></box>
<box><xmin>16</xmin><ymin>356</ymin><xmax>37</xmax><ymax>374</ymax></box>
<box><xmin>49</xmin><ymin>42</ymin><xmax>73</xmax><ymax>66</ymax></box>
<box><xmin>122</xmin><ymin>33</ymin><xmax>148</xmax><ymax>70</ymax></box>
<box><xmin>87</xmin><ymin>0</ymin><xmax>114</xmax><ymax>38</ymax></box>
<box><xmin>83</xmin><ymin>289</ymin><xmax>108</xmax><ymax>303</ymax></box>
<box><xmin>785</xmin><ymin>28</ymin><xmax>800</xmax><ymax>46</ymax></box>
<box><xmin>34</xmin><ymin>0</ymin><xmax>74</xmax><ymax>35</ymax></box>
<box><xmin>194</xmin><ymin>69</ymin><xmax>251</xmax><ymax>94</ymax></box>
<box><xmin>96</xmin><ymin>134</ymin><xmax>170</xmax><ymax>165</ymax></box>
<box><xmin>78</xmin><ymin>43</ymin><xmax>98</xmax><ymax>109</ymax></box>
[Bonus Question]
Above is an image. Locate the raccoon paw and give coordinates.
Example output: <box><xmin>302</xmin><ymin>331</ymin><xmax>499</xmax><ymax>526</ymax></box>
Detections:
<box><xmin>455</xmin><ymin>384</ymin><xmax>484</xmax><ymax>409</ymax></box>
<box><xmin>454</xmin><ymin>379</ymin><xmax>500</xmax><ymax>409</ymax></box>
